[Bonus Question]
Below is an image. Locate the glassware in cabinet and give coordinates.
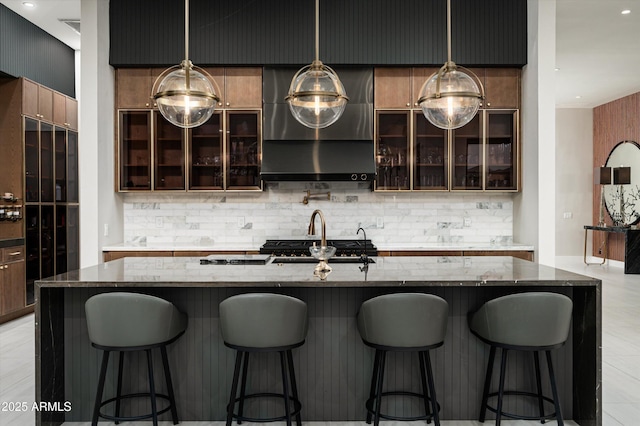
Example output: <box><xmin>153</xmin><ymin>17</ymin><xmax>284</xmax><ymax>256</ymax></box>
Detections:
<box><xmin>452</xmin><ymin>114</ymin><xmax>482</xmax><ymax>190</ymax></box>
<box><xmin>54</xmin><ymin>127</ymin><xmax>67</xmax><ymax>202</ymax></box>
<box><xmin>376</xmin><ymin>111</ymin><xmax>410</xmax><ymax>190</ymax></box>
<box><xmin>414</xmin><ymin>112</ymin><xmax>448</xmax><ymax>190</ymax></box>
<box><xmin>485</xmin><ymin>110</ymin><xmax>517</xmax><ymax>190</ymax></box>
<box><xmin>24</xmin><ymin>118</ymin><xmax>40</xmax><ymax>202</ymax></box>
<box><xmin>226</xmin><ymin>111</ymin><xmax>261</xmax><ymax>190</ymax></box>
<box><xmin>40</xmin><ymin>123</ymin><xmax>54</xmax><ymax>202</ymax></box>
<box><xmin>154</xmin><ymin>112</ymin><xmax>185</xmax><ymax>190</ymax></box>
<box><xmin>189</xmin><ymin>112</ymin><xmax>223</xmax><ymax>190</ymax></box>
<box><xmin>67</xmin><ymin>131</ymin><xmax>78</xmax><ymax>202</ymax></box>
<box><xmin>119</xmin><ymin>111</ymin><xmax>151</xmax><ymax>190</ymax></box>
<box><xmin>55</xmin><ymin>205</ymin><xmax>67</xmax><ymax>274</ymax></box>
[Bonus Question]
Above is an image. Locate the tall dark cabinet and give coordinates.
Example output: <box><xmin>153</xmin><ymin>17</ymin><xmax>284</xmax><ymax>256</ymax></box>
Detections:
<box><xmin>0</xmin><ymin>77</ymin><xmax>79</xmax><ymax>322</ymax></box>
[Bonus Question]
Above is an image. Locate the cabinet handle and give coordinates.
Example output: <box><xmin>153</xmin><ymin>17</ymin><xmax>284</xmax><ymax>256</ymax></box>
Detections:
<box><xmin>8</xmin><ymin>251</ymin><xmax>21</xmax><ymax>256</ymax></box>
<box><xmin>0</xmin><ymin>265</ymin><xmax>5</xmax><ymax>270</ymax></box>
<box><xmin>406</xmin><ymin>103</ymin><xmax>410</xmax><ymax>107</ymax></box>
<box><xmin>226</xmin><ymin>102</ymin><xmax>230</xmax><ymax>106</ymax></box>
<box><xmin>218</xmin><ymin>102</ymin><xmax>223</xmax><ymax>106</ymax></box>
<box><xmin>145</xmin><ymin>102</ymin><xmax>150</xmax><ymax>107</ymax></box>
<box><xmin>486</xmin><ymin>102</ymin><xmax>491</xmax><ymax>107</ymax></box>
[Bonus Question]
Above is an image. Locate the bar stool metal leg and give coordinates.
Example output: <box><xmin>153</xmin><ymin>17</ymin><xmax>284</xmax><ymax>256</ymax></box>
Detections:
<box><xmin>365</xmin><ymin>350</ymin><xmax>381</xmax><ymax>424</ymax></box>
<box><xmin>237</xmin><ymin>352</ymin><xmax>250</xmax><ymax>425</ymax></box>
<box><xmin>495</xmin><ymin>349</ymin><xmax>509</xmax><ymax>426</ymax></box>
<box><xmin>546</xmin><ymin>350</ymin><xmax>564</xmax><ymax>426</ymax></box>
<box><xmin>479</xmin><ymin>345</ymin><xmax>496</xmax><ymax>422</ymax></box>
<box><xmin>92</xmin><ymin>350</ymin><xmax>110</xmax><ymax>426</ymax></box>
<box><xmin>161</xmin><ymin>345</ymin><xmax>180</xmax><ymax>424</ymax></box>
<box><xmin>115</xmin><ymin>352</ymin><xmax>124</xmax><ymax>425</ymax></box>
<box><xmin>423</xmin><ymin>351</ymin><xmax>440</xmax><ymax>426</ymax></box>
<box><xmin>418</xmin><ymin>350</ymin><xmax>432</xmax><ymax>422</ymax></box>
<box><xmin>280</xmin><ymin>351</ymin><xmax>292</xmax><ymax>426</ymax></box>
<box><xmin>146</xmin><ymin>349</ymin><xmax>158</xmax><ymax>426</ymax></box>
<box><xmin>534</xmin><ymin>351</ymin><xmax>545</xmax><ymax>423</ymax></box>
<box><xmin>286</xmin><ymin>349</ymin><xmax>302</xmax><ymax>426</ymax></box>
<box><xmin>373</xmin><ymin>350</ymin><xmax>387</xmax><ymax>426</ymax></box>
<box><xmin>227</xmin><ymin>351</ymin><xmax>243</xmax><ymax>426</ymax></box>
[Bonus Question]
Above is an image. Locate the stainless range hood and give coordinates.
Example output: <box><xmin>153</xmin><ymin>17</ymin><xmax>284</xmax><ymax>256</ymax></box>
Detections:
<box><xmin>261</xmin><ymin>67</ymin><xmax>375</xmax><ymax>182</ymax></box>
<box><xmin>261</xmin><ymin>139</ymin><xmax>375</xmax><ymax>181</ymax></box>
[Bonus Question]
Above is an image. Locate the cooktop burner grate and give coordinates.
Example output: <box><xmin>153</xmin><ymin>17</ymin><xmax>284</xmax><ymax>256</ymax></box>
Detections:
<box><xmin>260</xmin><ymin>239</ymin><xmax>377</xmax><ymax>257</ymax></box>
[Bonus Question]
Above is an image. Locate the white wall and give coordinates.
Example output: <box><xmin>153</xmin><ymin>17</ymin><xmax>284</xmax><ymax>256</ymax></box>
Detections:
<box><xmin>79</xmin><ymin>0</ymin><xmax>122</xmax><ymax>267</ymax></box>
<box><xmin>555</xmin><ymin>108</ymin><xmax>593</xmax><ymax>256</ymax></box>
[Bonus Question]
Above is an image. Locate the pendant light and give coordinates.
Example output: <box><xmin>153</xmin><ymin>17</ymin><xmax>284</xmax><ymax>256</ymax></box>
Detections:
<box><xmin>152</xmin><ymin>0</ymin><xmax>220</xmax><ymax>129</ymax></box>
<box><xmin>285</xmin><ymin>0</ymin><xmax>349</xmax><ymax>129</ymax></box>
<box><xmin>417</xmin><ymin>0</ymin><xmax>484</xmax><ymax>130</ymax></box>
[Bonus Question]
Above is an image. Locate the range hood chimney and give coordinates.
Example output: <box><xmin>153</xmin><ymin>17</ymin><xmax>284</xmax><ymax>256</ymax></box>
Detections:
<box><xmin>261</xmin><ymin>67</ymin><xmax>375</xmax><ymax>182</ymax></box>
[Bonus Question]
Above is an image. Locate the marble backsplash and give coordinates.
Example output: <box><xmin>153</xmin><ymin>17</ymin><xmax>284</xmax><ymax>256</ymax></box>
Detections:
<box><xmin>122</xmin><ymin>182</ymin><xmax>514</xmax><ymax>247</ymax></box>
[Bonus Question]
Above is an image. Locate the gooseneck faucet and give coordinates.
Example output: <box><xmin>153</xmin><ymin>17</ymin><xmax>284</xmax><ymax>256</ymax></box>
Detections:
<box><xmin>357</xmin><ymin>227</ymin><xmax>370</xmax><ymax>264</ymax></box>
<box><xmin>308</xmin><ymin>209</ymin><xmax>327</xmax><ymax>247</ymax></box>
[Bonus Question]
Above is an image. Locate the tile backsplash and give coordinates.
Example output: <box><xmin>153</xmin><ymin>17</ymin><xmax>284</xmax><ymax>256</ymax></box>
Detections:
<box><xmin>123</xmin><ymin>182</ymin><xmax>514</xmax><ymax>247</ymax></box>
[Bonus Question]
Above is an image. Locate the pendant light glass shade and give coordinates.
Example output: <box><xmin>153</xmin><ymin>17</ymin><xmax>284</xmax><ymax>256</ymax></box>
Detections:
<box><xmin>152</xmin><ymin>0</ymin><xmax>219</xmax><ymax>129</ymax></box>
<box><xmin>418</xmin><ymin>63</ymin><xmax>482</xmax><ymax>130</ymax></box>
<box><xmin>286</xmin><ymin>61</ymin><xmax>348</xmax><ymax>129</ymax></box>
<box><xmin>286</xmin><ymin>0</ymin><xmax>348</xmax><ymax>129</ymax></box>
<box><xmin>418</xmin><ymin>0</ymin><xmax>484</xmax><ymax>130</ymax></box>
<box><xmin>154</xmin><ymin>61</ymin><xmax>219</xmax><ymax>129</ymax></box>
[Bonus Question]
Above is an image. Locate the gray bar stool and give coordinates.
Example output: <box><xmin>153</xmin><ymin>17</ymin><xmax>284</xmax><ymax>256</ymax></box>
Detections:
<box><xmin>469</xmin><ymin>291</ymin><xmax>573</xmax><ymax>425</ymax></box>
<box><xmin>85</xmin><ymin>292</ymin><xmax>188</xmax><ymax>426</ymax></box>
<box><xmin>220</xmin><ymin>293</ymin><xmax>308</xmax><ymax>426</ymax></box>
<box><xmin>357</xmin><ymin>293</ymin><xmax>449</xmax><ymax>426</ymax></box>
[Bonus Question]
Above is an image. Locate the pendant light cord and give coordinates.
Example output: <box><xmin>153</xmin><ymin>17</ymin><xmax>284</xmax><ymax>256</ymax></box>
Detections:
<box><xmin>315</xmin><ymin>0</ymin><xmax>320</xmax><ymax>63</ymax></box>
<box><xmin>446</xmin><ymin>0</ymin><xmax>452</xmax><ymax>64</ymax></box>
<box><xmin>185</xmin><ymin>0</ymin><xmax>190</xmax><ymax>88</ymax></box>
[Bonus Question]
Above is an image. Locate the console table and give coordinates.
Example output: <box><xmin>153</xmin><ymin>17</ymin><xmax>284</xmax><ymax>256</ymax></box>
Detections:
<box><xmin>583</xmin><ymin>225</ymin><xmax>640</xmax><ymax>273</ymax></box>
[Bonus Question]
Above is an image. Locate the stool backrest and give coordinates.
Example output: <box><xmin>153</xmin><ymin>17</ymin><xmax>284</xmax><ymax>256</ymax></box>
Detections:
<box><xmin>220</xmin><ymin>293</ymin><xmax>308</xmax><ymax>348</ymax></box>
<box><xmin>357</xmin><ymin>293</ymin><xmax>449</xmax><ymax>348</ymax></box>
<box><xmin>85</xmin><ymin>292</ymin><xmax>187</xmax><ymax>348</ymax></box>
<box><xmin>470</xmin><ymin>292</ymin><xmax>573</xmax><ymax>348</ymax></box>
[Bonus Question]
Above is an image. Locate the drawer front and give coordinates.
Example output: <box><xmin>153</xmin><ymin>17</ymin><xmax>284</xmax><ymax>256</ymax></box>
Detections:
<box><xmin>2</xmin><ymin>246</ymin><xmax>25</xmax><ymax>263</ymax></box>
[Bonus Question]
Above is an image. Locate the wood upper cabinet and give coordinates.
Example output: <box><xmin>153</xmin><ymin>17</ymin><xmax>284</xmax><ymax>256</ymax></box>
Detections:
<box><xmin>469</xmin><ymin>68</ymin><xmax>520</xmax><ymax>109</ymax></box>
<box><xmin>0</xmin><ymin>246</ymin><xmax>26</xmax><ymax>316</ymax></box>
<box><xmin>116</xmin><ymin>68</ymin><xmax>165</xmax><ymax>109</ymax></box>
<box><xmin>374</xmin><ymin>67</ymin><xmax>439</xmax><ymax>109</ymax></box>
<box><xmin>22</xmin><ymin>78</ymin><xmax>53</xmax><ymax>122</ymax></box>
<box><xmin>205</xmin><ymin>67</ymin><xmax>262</xmax><ymax>109</ymax></box>
<box><xmin>52</xmin><ymin>92</ymin><xmax>78</xmax><ymax>130</ymax></box>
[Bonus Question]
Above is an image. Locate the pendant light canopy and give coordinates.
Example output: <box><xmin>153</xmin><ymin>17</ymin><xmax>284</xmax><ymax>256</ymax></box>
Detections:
<box><xmin>418</xmin><ymin>0</ymin><xmax>484</xmax><ymax>130</ymax></box>
<box><xmin>286</xmin><ymin>0</ymin><xmax>349</xmax><ymax>129</ymax></box>
<box><xmin>152</xmin><ymin>0</ymin><xmax>219</xmax><ymax>129</ymax></box>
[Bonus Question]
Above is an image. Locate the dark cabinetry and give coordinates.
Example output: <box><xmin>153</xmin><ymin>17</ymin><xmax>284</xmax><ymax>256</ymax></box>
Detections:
<box><xmin>0</xmin><ymin>246</ymin><xmax>25</xmax><ymax>317</ymax></box>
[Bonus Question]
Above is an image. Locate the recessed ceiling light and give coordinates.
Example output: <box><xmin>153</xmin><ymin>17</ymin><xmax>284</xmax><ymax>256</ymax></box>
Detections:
<box><xmin>622</xmin><ymin>9</ymin><xmax>631</xmax><ymax>15</ymax></box>
<box><xmin>575</xmin><ymin>95</ymin><xmax>582</xmax><ymax>99</ymax></box>
<box><xmin>22</xmin><ymin>2</ymin><xmax>35</xmax><ymax>7</ymax></box>
<box><xmin>555</xmin><ymin>68</ymin><xmax>560</xmax><ymax>71</ymax></box>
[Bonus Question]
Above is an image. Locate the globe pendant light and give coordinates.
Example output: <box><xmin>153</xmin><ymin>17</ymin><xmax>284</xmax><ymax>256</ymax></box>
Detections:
<box><xmin>152</xmin><ymin>0</ymin><xmax>220</xmax><ymax>129</ymax></box>
<box><xmin>417</xmin><ymin>0</ymin><xmax>484</xmax><ymax>130</ymax></box>
<box><xmin>285</xmin><ymin>0</ymin><xmax>349</xmax><ymax>129</ymax></box>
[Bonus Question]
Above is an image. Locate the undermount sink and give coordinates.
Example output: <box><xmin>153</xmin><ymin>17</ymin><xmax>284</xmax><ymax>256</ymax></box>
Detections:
<box><xmin>272</xmin><ymin>256</ymin><xmax>375</xmax><ymax>264</ymax></box>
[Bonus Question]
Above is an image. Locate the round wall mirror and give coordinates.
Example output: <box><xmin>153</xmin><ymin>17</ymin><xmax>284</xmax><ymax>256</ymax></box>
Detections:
<box><xmin>604</xmin><ymin>140</ymin><xmax>640</xmax><ymax>226</ymax></box>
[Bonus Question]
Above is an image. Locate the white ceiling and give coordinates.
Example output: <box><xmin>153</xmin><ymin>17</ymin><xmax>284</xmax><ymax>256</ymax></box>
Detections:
<box><xmin>2</xmin><ymin>0</ymin><xmax>640</xmax><ymax>109</ymax></box>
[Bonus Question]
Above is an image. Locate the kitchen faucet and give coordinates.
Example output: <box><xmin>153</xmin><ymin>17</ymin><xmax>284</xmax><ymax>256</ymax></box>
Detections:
<box><xmin>308</xmin><ymin>209</ymin><xmax>328</xmax><ymax>247</ymax></box>
<box><xmin>357</xmin><ymin>227</ymin><xmax>371</xmax><ymax>265</ymax></box>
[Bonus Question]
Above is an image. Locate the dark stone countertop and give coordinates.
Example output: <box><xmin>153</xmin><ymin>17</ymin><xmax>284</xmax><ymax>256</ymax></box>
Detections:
<box><xmin>36</xmin><ymin>256</ymin><xmax>600</xmax><ymax>288</ymax></box>
<box><xmin>0</xmin><ymin>238</ymin><xmax>24</xmax><ymax>249</ymax></box>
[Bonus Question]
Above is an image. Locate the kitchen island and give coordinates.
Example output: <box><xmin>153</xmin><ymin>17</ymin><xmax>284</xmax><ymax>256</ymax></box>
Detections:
<box><xmin>35</xmin><ymin>256</ymin><xmax>600</xmax><ymax>425</ymax></box>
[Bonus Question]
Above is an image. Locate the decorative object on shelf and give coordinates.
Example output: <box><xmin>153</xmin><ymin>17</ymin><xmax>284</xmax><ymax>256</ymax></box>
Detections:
<box><xmin>603</xmin><ymin>141</ymin><xmax>640</xmax><ymax>227</ymax></box>
<box><xmin>285</xmin><ymin>0</ymin><xmax>349</xmax><ymax>129</ymax></box>
<box><xmin>0</xmin><ymin>193</ymin><xmax>22</xmax><ymax>222</ymax></box>
<box><xmin>595</xmin><ymin>166</ymin><xmax>612</xmax><ymax>226</ymax></box>
<box><xmin>152</xmin><ymin>0</ymin><xmax>220</xmax><ymax>128</ymax></box>
<box><xmin>417</xmin><ymin>0</ymin><xmax>484</xmax><ymax>130</ymax></box>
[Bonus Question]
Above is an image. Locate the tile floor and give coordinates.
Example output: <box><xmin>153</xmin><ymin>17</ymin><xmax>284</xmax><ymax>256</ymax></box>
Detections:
<box><xmin>0</xmin><ymin>256</ymin><xmax>637</xmax><ymax>425</ymax></box>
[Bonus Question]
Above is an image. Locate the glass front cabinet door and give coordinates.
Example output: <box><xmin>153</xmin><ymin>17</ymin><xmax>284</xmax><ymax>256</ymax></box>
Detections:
<box><xmin>414</xmin><ymin>112</ymin><xmax>448</xmax><ymax>190</ymax></box>
<box><xmin>154</xmin><ymin>112</ymin><xmax>185</xmax><ymax>190</ymax></box>
<box><xmin>451</xmin><ymin>114</ymin><xmax>483</xmax><ymax>191</ymax></box>
<box><xmin>189</xmin><ymin>113</ymin><xmax>223</xmax><ymax>190</ymax></box>
<box><xmin>119</xmin><ymin>111</ymin><xmax>151</xmax><ymax>190</ymax></box>
<box><xmin>376</xmin><ymin>111</ymin><xmax>410</xmax><ymax>191</ymax></box>
<box><xmin>225</xmin><ymin>111</ymin><xmax>262</xmax><ymax>190</ymax></box>
<box><xmin>485</xmin><ymin>110</ymin><xmax>518</xmax><ymax>191</ymax></box>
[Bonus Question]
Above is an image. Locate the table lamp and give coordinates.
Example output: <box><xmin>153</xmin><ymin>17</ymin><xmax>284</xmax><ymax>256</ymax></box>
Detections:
<box><xmin>613</xmin><ymin>166</ymin><xmax>631</xmax><ymax>226</ymax></box>
<box><xmin>595</xmin><ymin>166</ymin><xmax>611</xmax><ymax>226</ymax></box>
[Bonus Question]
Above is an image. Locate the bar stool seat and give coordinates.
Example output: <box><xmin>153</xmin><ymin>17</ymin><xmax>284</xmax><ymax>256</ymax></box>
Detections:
<box><xmin>85</xmin><ymin>292</ymin><xmax>188</xmax><ymax>426</ymax></box>
<box><xmin>220</xmin><ymin>293</ymin><xmax>308</xmax><ymax>426</ymax></box>
<box><xmin>357</xmin><ymin>293</ymin><xmax>449</xmax><ymax>426</ymax></box>
<box><xmin>469</xmin><ymin>291</ymin><xmax>573</xmax><ymax>426</ymax></box>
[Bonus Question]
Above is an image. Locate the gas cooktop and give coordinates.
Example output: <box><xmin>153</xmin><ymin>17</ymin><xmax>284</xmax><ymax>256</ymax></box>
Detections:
<box><xmin>260</xmin><ymin>239</ymin><xmax>377</xmax><ymax>257</ymax></box>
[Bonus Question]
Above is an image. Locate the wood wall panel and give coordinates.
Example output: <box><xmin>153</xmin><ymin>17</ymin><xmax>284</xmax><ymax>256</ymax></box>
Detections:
<box><xmin>592</xmin><ymin>93</ymin><xmax>640</xmax><ymax>260</ymax></box>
